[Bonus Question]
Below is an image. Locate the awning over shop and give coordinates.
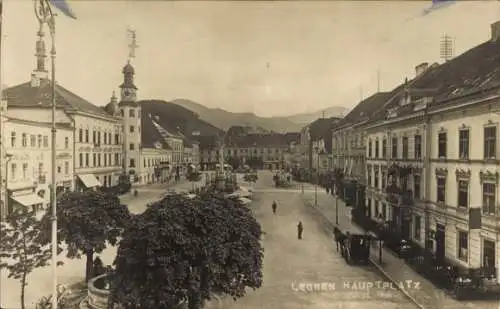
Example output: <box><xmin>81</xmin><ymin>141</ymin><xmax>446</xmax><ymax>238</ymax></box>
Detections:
<box><xmin>77</xmin><ymin>174</ymin><xmax>102</xmax><ymax>188</ymax></box>
<box><xmin>11</xmin><ymin>194</ymin><xmax>44</xmax><ymax>206</ymax></box>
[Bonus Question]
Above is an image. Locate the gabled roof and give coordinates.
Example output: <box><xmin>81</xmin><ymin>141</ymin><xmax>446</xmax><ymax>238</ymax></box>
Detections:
<box><xmin>333</xmin><ymin>92</ymin><xmax>392</xmax><ymax>130</ymax></box>
<box><xmin>373</xmin><ymin>35</ymin><xmax>500</xmax><ymax>122</ymax></box>
<box><xmin>140</xmin><ymin>113</ymin><xmax>172</xmax><ymax>150</ymax></box>
<box><xmin>5</xmin><ymin>79</ymin><xmax>114</xmax><ymax>118</ymax></box>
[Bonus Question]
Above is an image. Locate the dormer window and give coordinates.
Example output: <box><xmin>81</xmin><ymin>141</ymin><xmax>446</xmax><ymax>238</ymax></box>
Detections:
<box><xmin>387</xmin><ymin>107</ymin><xmax>398</xmax><ymax>119</ymax></box>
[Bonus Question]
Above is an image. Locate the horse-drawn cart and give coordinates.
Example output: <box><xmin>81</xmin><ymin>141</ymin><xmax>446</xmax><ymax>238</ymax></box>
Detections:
<box><xmin>334</xmin><ymin>227</ymin><xmax>371</xmax><ymax>265</ymax></box>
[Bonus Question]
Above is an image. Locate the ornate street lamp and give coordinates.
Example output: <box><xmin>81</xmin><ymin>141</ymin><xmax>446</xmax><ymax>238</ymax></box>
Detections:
<box><xmin>34</xmin><ymin>1</ymin><xmax>58</xmax><ymax>308</ymax></box>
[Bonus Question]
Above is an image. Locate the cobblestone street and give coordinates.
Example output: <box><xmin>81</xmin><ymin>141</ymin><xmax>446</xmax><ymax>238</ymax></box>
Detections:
<box><xmin>220</xmin><ymin>172</ymin><xmax>417</xmax><ymax>309</ymax></box>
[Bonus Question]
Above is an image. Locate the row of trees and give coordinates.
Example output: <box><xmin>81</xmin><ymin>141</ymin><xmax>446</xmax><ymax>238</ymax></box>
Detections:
<box><xmin>1</xmin><ymin>189</ymin><xmax>263</xmax><ymax>309</ymax></box>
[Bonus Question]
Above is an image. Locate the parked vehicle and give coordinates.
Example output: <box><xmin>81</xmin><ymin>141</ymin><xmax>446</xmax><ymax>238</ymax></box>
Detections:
<box><xmin>339</xmin><ymin>232</ymin><xmax>371</xmax><ymax>265</ymax></box>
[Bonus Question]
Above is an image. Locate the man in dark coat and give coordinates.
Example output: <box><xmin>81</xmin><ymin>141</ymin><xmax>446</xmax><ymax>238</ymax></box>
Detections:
<box><xmin>297</xmin><ymin>221</ymin><xmax>303</xmax><ymax>239</ymax></box>
<box><xmin>272</xmin><ymin>200</ymin><xmax>277</xmax><ymax>214</ymax></box>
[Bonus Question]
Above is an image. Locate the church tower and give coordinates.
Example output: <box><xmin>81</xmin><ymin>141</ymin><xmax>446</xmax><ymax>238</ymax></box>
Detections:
<box><xmin>31</xmin><ymin>20</ymin><xmax>48</xmax><ymax>85</ymax></box>
<box><xmin>118</xmin><ymin>29</ymin><xmax>141</xmax><ymax>182</ymax></box>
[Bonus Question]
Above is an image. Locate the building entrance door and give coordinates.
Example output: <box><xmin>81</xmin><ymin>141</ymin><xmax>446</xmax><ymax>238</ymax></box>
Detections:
<box><xmin>435</xmin><ymin>224</ymin><xmax>446</xmax><ymax>264</ymax></box>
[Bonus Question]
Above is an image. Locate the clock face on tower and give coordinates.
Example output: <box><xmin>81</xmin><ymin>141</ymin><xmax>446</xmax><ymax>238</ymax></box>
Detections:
<box><xmin>121</xmin><ymin>88</ymin><xmax>136</xmax><ymax>101</ymax></box>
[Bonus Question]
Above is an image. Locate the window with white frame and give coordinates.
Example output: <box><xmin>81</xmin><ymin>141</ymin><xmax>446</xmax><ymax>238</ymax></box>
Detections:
<box><xmin>11</xmin><ymin>163</ymin><xmax>16</xmax><ymax>180</ymax></box>
<box><xmin>402</xmin><ymin>136</ymin><xmax>409</xmax><ymax>159</ymax></box>
<box><xmin>484</xmin><ymin>126</ymin><xmax>497</xmax><ymax>159</ymax></box>
<box><xmin>22</xmin><ymin>133</ymin><xmax>27</xmax><ymax>147</ymax></box>
<box><xmin>483</xmin><ymin>239</ymin><xmax>495</xmax><ymax>270</ymax></box>
<box><xmin>414</xmin><ymin>134</ymin><xmax>422</xmax><ymax>159</ymax></box>
<box><xmin>437</xmin><ymin>177</ymin><xmax>446</xmax><ymax>203</ymax></box>
<box><xmin>457</xmin><ymin>180</ymin><xmax>469</xmax><ymax>208</ymax></box>
<box><xmin>10</xmin><ymin>132</ymin><xmax>16</xmax><ymax>147</ymax></box>
<box><xmin>391</xmin><ymin>137</ymin><xmax>398</xmax><ymax>158</ymax></box>
<box><xmin>458</xmin><ymin>129</ymin><xmax>469</xmax><ymax>159</ymax></box>
<box><xmin>22</xmin><ymin>163</ymin><xmax>27</xmax><ymax>179</ymax></box>
<box><xmin>483</xmin><ymin>183</ymin><xmax>496</xmax><ymax>215</ymax></box>
<box><xmin>458</xmin><ymin>230</ymin><xmax>468</xmax><ymax>262</ymax></box>
<box><xmin>438</xmin><ymin>132</ymin><xmax>447</xmax><ymax>158</ymax></box>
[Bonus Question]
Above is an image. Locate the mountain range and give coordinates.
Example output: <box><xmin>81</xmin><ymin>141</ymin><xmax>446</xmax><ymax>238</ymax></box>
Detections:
<box><xmin>171</xmin><ymin>99</ymin><xmax>349</xmax><ymax>132</ymax></box>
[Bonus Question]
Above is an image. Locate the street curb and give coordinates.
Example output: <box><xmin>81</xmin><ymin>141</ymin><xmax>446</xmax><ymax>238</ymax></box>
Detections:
<box><xmin>212</xmin><ymin>293</ymin><xmax>223</xmax><ymax>309</ymax></box>
<box><xmin>301</xmin><ymin>197</ymin><xmax>425</xmax><ymax>309</ymax></box>
<box><xmin>368</xmin><ymin>259</ymin><xmax>425</xmax><ymax>309</ymax></box>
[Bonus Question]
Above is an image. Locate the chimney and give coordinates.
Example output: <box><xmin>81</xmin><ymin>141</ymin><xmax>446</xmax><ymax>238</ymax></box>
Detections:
<box><xmin>415</xmin><ymin>62</ymin><xmax>429</xmax><ymax>77</ymax></box>
<box><xmin>154</xmin><ymin>115</ymin><xmax>160</xmax><ymax>122</ymax></box>
<box><xmin>30</xmin><ymin>73</ymin><xmax>40</xmax><ymax>87</ymax></box>
<box><xmin>492</xmin><ymin>21</ymin><xmax>500</xmax><ymax>41</ymax></box>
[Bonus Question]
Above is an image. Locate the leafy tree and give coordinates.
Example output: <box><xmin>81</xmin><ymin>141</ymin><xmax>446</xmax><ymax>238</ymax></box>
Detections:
<box><xmin>0</xmin><ymin>208</ymin><xmax>54</xmax><ymax>309</ymax></box>
<box><xmin>39</xmin><ymin>190</ymin><xmax>131</xmax><ymax>282</ymax></box>
<box><xmin>110</xmin><ymin>193</ymin><xmax>263</xmax><ymax>309</ymax></box>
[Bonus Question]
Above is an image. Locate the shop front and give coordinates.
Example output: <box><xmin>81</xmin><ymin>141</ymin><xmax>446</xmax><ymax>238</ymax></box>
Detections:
<box><xmin>76</xmin><ymin>174</ymin><xmax>102</xmax><ymax>191</ymax></box>
<box><xmin>8</xmin><ymin>184</ymin><xmax>45</xmax><ymax>214</ymax></box>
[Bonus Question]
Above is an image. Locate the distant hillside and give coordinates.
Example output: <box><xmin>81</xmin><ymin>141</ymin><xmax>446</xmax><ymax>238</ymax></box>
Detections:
<box><xmin>171</xmin><ymin>99</ymin><xmax>347</xmax><ymax>133</ymax></box>
<box><xmin>280</xmin><ymin>106</ymin><xmax>350</xmax><ymax>125</ymax></box>
<box><xmin>139</xmin><ymin>100</ymin><xmax>223</xmax><ymax>138</ymax></box>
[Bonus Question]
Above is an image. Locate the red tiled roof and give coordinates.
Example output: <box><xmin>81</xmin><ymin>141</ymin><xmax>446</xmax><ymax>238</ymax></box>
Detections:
<box><xmin>5</xmin><ymin>79</ymin><xmax>113</xmax><ymax>118</ymax></box>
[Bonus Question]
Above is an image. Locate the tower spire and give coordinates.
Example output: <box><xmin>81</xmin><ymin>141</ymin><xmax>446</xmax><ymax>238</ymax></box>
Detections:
<box><xmin>33</xmin><ymin>20</ymin><xmax>48</xmax><ymax>79</ymax></box>
<box><xmin>127</xmin><ymin>28</ymin><xmax>139</xmax><ymax>62</ymax></box>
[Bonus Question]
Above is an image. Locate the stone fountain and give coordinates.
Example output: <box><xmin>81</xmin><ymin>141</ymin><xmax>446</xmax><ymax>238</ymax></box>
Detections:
<box><xmin>80</xmin><ymin>273</ymin><xmax>186</xmax><ymax>309</ymax></box>
<box><xmin>79</xmin><ymin>274</ymin><xmax>113</xmax><ymax>309</ymax></box>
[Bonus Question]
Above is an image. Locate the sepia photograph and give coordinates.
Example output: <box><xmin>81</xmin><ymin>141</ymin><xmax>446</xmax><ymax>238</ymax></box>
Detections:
<box><xmin>1</xmin><ymin>0</ymin><xmax>500</xmax><ymax>309</ymax></box>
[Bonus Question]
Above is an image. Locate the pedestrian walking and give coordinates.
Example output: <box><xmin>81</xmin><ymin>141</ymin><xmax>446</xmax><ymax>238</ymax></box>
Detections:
<box><xmin>333</xmin><ymin>226</ymin><xmax>345</xmax><ymax>252</ymax></box>
<box><xmin>272</xmin><ymin>200</ymin><xmax>277</xmax><ymax>214</ymax></box>
<box><xmin>297</xmin><ymin>221</ymin><xmax>303</xmax><ymax>239</ymax></box>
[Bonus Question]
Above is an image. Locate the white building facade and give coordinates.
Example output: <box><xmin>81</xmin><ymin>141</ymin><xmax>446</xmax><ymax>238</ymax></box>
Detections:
<box><xmin>2</xmin><ymin>116</ymin><xmax>74</xmax><ymax>215</ymax></box>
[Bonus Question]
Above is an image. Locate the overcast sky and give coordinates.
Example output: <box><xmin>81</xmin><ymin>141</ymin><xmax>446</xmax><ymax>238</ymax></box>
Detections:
<box><xmin>3</xmin><ymin>1</ymin><xmax>500</xmax><ymax>117</ymax></box>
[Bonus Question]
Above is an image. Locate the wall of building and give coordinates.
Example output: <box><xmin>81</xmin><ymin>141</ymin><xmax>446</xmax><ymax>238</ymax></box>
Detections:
<box><xmin>140</xmin><ymin>148</ymin><xmax>172</xmax><ymax>184</ymax></box>
<box><xmin>120</xmin><ymin>105</ymin><xmax>142</xmax><ymax>180</ymax></box>
<box><xmin>73</xmin><ymin>113</ymin><xmax>123</xmax><ymax>189</ymax></box>
<box><xmin>3</xmin><ymin>118</ymin><xmax>74</xmax><ymax>211</ymax></box>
